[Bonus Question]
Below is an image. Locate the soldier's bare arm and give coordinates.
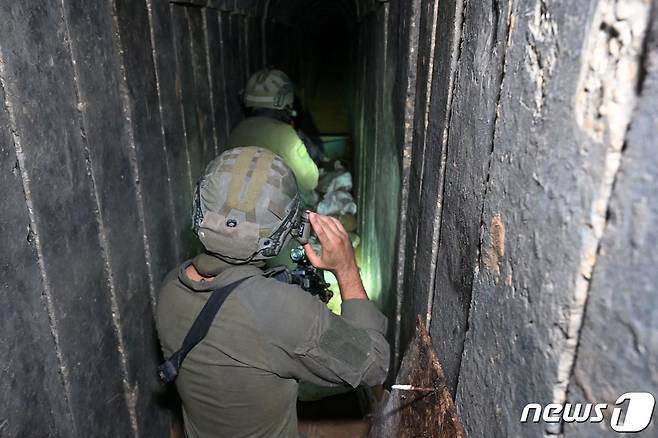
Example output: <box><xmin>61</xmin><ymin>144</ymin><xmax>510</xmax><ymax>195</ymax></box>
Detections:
<box><xmin>303</xmin><ymin>212</ymin><xmax>368</xmax><ymax>301</ymax></box>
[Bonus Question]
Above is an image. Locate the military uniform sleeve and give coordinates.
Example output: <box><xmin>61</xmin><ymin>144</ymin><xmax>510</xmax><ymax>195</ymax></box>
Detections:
<box><xmin>287</xmin><ymin>138</ymin><xmax>319</xmax><ymax>192</ymax></box>
<box><xmin>245</xmin><ymin>278</ymin><xmax>390</xmax><ymax>388</ymax></box>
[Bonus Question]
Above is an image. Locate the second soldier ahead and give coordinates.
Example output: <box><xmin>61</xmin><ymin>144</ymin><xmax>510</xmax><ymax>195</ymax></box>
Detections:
<box><xmin>228</xmin><ymin>68</ymin><xmax>322</xmax><ymax>193</ymax></box>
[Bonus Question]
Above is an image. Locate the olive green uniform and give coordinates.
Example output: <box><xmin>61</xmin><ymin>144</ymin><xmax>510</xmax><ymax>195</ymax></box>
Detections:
<box><xmin>156</xmin><ymin>253</ymin><xmax>389</xmax><ymax>438</ymax></box>
<box><xmin>227</xmin><ymin>117</ymin><xmax>320</xmax><ymax>192</ymax></box>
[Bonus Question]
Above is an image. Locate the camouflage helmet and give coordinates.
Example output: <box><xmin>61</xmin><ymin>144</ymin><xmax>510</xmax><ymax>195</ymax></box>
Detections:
<box><xmin>244</xmin><ymin>69</ymin><xmax>294</xmax><ymax>112</ymax></box>
<box><xmin>193</xmin><ymin>147</ymin><xmax>301</xmax><ymax>263</ymax></box>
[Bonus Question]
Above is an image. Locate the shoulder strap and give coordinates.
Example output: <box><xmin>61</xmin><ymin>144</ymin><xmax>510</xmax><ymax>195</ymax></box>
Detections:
<box><xmin>158</xmin><ymin>277</ymin><xmax>250</xmax><ymax>384</ymax></box>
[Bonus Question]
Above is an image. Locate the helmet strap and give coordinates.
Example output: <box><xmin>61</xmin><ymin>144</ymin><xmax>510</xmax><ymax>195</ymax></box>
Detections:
<box><xmin>208</xmin><ymin>248</ymin><xmax>266</xmax><ymax>266</ymax></box>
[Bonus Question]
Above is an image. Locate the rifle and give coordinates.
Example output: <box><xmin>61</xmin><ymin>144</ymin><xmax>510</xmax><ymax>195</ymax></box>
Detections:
<box><xmin>288</xmin><ymin>247</ymin><xmax>333</xmax><ymax>303</ymax></box>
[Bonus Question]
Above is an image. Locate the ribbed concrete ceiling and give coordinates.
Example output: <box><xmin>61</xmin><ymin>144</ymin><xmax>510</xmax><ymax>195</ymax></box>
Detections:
<box><xmin>261</xmin><ymin>0</ymin><xmax>360</xmax><ymax>25</ymax></box>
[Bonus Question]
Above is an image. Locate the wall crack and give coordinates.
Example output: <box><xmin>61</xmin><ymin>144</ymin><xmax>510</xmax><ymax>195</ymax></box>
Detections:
<box><xmin>455</xmin><ymin>0</ymin><xmax>515</xmax><ymax>395</ymax></box>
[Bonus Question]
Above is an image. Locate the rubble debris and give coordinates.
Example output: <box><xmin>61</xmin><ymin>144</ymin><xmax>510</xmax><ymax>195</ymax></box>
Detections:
<box><xmin>369</xmin><ymin>317</ymin><xmax>465</xmax><ymax>438</ymax></box>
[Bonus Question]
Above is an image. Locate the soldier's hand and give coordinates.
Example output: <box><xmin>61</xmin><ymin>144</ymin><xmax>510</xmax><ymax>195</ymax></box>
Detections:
<box><xmin>304</xmin><ymin>212</ymin><xmax>354</xmax><ymax>272</ymax></box>
<box><xmin>304</xmin><ymin>212</ymin><xmax>368</xmax><ymax>300</ymax></box>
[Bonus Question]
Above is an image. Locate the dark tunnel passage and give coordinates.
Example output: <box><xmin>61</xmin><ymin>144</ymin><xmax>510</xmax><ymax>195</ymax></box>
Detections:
<box><xmin>1</xmin><ymin>0</ymin><xmax>657</xmax><ymax>437</ymax></box>
<box><xmin>289</xmin><ymin>1</ymin><xmax>354</xmax><ymax>137</ymax></box>
<box><xmin>260</xmin><ymin>0</ymin><xmax>402</xmax><ymax>336</ymax></box>
<box><xmin>255</xmin><ymin>4</ymin><xmax>403</xmax><ymax>430</ymax></box>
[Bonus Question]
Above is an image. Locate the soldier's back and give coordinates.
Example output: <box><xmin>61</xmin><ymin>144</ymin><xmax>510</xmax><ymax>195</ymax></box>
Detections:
<box><xmin>228</xmin><ymin>117</ymin><xmax>319</xmax><ymax>191</ymax></box>
<box><xmin>155</xmin><ymin>262</ymin><xmax>300</xmax><ymax>438</ymax></box>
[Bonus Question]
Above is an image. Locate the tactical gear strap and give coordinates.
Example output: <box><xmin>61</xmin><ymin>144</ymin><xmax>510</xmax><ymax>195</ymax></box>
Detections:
<box><xmin>157</xmin><ymin>277</ymin><xmax>251</xmax><ymax>384</ymax></box>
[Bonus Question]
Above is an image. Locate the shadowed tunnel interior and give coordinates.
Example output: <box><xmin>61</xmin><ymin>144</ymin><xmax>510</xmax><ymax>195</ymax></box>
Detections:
<box><xmin>259</xmin><ymin>0</ymin><xmax>402</xmax><ymax>334</ymax></box>
<box><xmin>1</xmin><ymin>0</ymin><xmax>656</xmax><ymax>437</ymax></box>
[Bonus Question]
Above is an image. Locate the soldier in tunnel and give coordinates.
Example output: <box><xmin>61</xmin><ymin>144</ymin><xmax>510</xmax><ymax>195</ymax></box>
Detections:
<box><xmin>227</xmin><ymin>68</ymin><xmax>322</xmax><ymax>194</ymax></box>
<box><xmin>155</xmin><ymin>147</ymin><xmax>389</xmax><ymax>438</ymax></box>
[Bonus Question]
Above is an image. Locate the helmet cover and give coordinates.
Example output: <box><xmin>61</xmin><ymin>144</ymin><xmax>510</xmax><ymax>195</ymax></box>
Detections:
<box><xmin>244</xmin><ymin>69</ymin><xmax>294</xmax><ymax>111</ymax></box>
<box><xmin>193</xmin><ymin>147</ymin><xmax>300</xmax><ymax>262</ymax></box>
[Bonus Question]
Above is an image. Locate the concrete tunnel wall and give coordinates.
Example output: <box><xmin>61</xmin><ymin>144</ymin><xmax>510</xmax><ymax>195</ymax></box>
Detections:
<box><xmin>1</xmin><ymin>0</ymin><xmax>657</xmax><ymax>437</ymax></box>
<box><xmin>0</xmin><ymin>1</ymin><xmax>263</xmax><ymax>436</ymax></box>
<box><xmin>394</xmin><ymin>0</ymin><xmax>658</xmax><ymax>437</ymax></box>
<box><xmin>0</xmin><ymin>0</ymin><xmax>396</xmax><ymax>436</ymax></box>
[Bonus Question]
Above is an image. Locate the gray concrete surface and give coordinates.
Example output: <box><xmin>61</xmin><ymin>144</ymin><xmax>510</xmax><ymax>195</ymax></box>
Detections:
<box><xmin>0</xmin><ymin>75</ymin><xmax>76</xmax><ymax>438</ymax></box>
<box><xmin>566</xmin><ymin>5</ymin><xmax>658</xmax><ymax>436</ymax></box>
<box><xmin>0</xmin><ymin>1</ymin><xmax>257</xmax><ymax>435</ymax></box>
<box><xmin>1</xmin><ymin>1</ymin><xmax>656</xmax><ymax>436</ymax></box>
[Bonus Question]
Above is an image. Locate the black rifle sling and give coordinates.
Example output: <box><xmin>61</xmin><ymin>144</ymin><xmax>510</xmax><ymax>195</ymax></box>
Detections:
<box><xmin>158</xmin><ymin>277</ymin><xmax>250</xmax><ymax>384</ymax></box>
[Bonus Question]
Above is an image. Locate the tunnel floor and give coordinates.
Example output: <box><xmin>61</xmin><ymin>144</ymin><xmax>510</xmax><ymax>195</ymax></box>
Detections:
<box><xmin>298</xmin><ymin>390</ymin><xmax>372</xmax><ymax>438</ymax></box>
